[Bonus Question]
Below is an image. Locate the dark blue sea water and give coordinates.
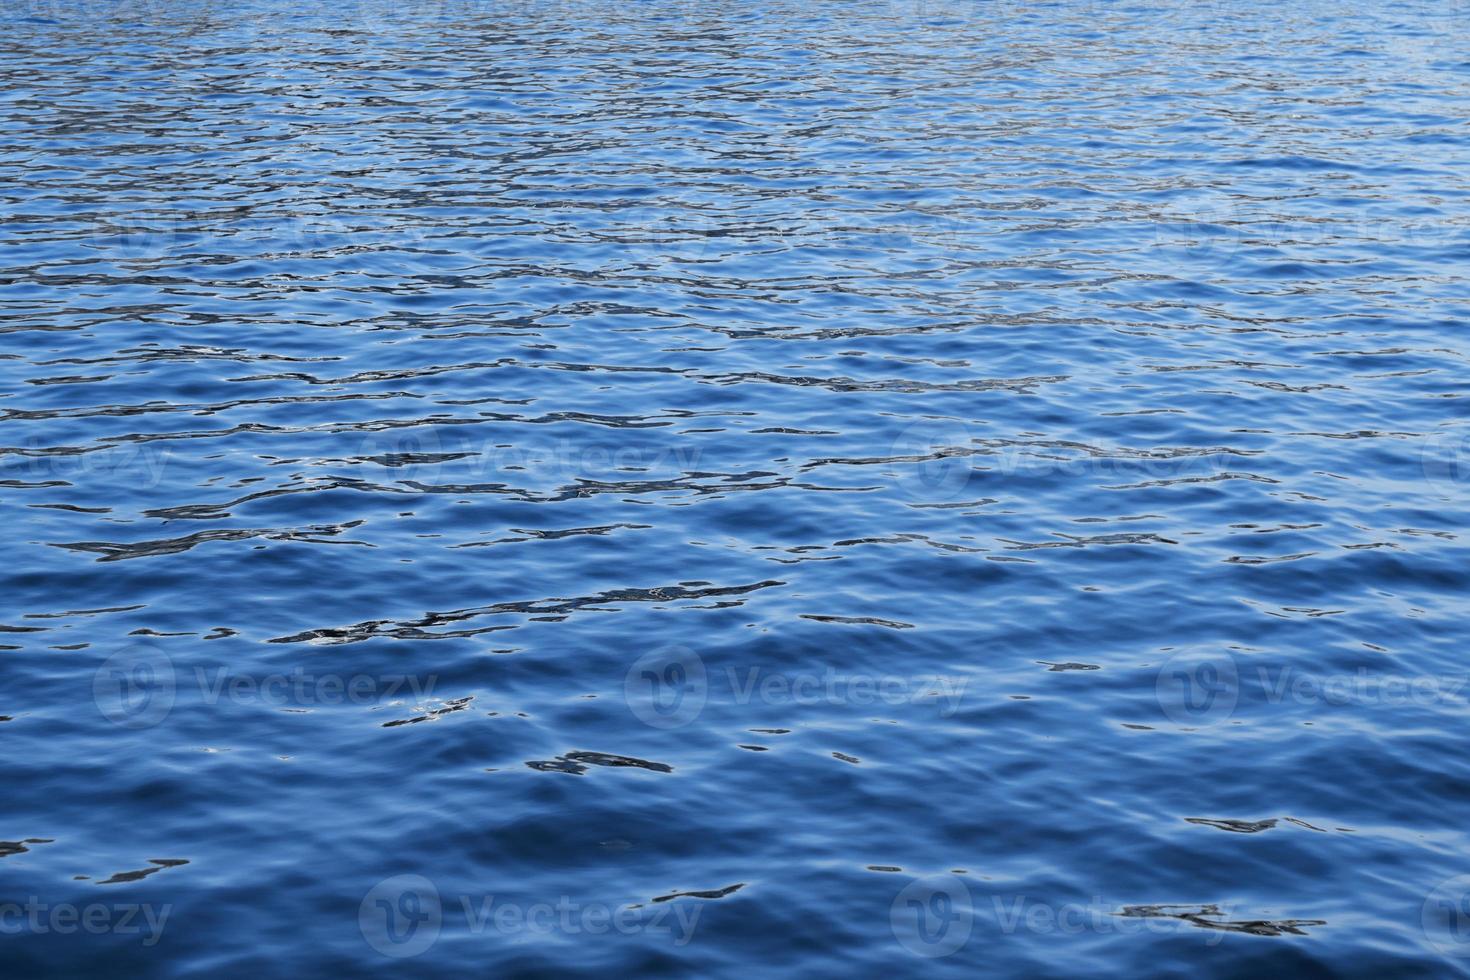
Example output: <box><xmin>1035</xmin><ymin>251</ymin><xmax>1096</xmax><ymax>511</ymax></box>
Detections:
<box><xmin>3</xmin><ymin>0</ymin><xmax>1469</xmax><ymax>975</ymax></box>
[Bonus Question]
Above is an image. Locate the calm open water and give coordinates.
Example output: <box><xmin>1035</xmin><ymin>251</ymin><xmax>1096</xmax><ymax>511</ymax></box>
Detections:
<box><xmin>3</xmin><ymin>0</ymin><xmax>1470</xmax><ymax>975</ymax></box>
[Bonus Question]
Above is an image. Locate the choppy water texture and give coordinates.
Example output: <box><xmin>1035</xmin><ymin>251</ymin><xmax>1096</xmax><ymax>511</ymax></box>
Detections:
<box><xmin>3</xmin><ymin>1</ymin><xmax>1470</xmax><ymax>975</ymax></box>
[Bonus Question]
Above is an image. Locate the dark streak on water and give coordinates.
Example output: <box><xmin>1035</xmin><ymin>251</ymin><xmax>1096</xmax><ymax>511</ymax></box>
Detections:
<box><xmin>2</xmin><ymin>0</ymin><xmax>1470</xmax><ymax>976</ymax></box>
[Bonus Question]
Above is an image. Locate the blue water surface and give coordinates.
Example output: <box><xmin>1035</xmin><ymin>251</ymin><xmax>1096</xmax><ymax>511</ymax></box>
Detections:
<box><xmin>3</xmin><ymin>0</ymin><xmax>1470</xmax><ymax>975</ymax></box>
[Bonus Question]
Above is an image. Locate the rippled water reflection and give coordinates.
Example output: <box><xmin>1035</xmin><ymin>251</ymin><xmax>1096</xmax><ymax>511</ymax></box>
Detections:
<box><xmin>3</xmin><ymin>0</ymin><xmax>1469</xmax><ymax>975</ymax></box>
